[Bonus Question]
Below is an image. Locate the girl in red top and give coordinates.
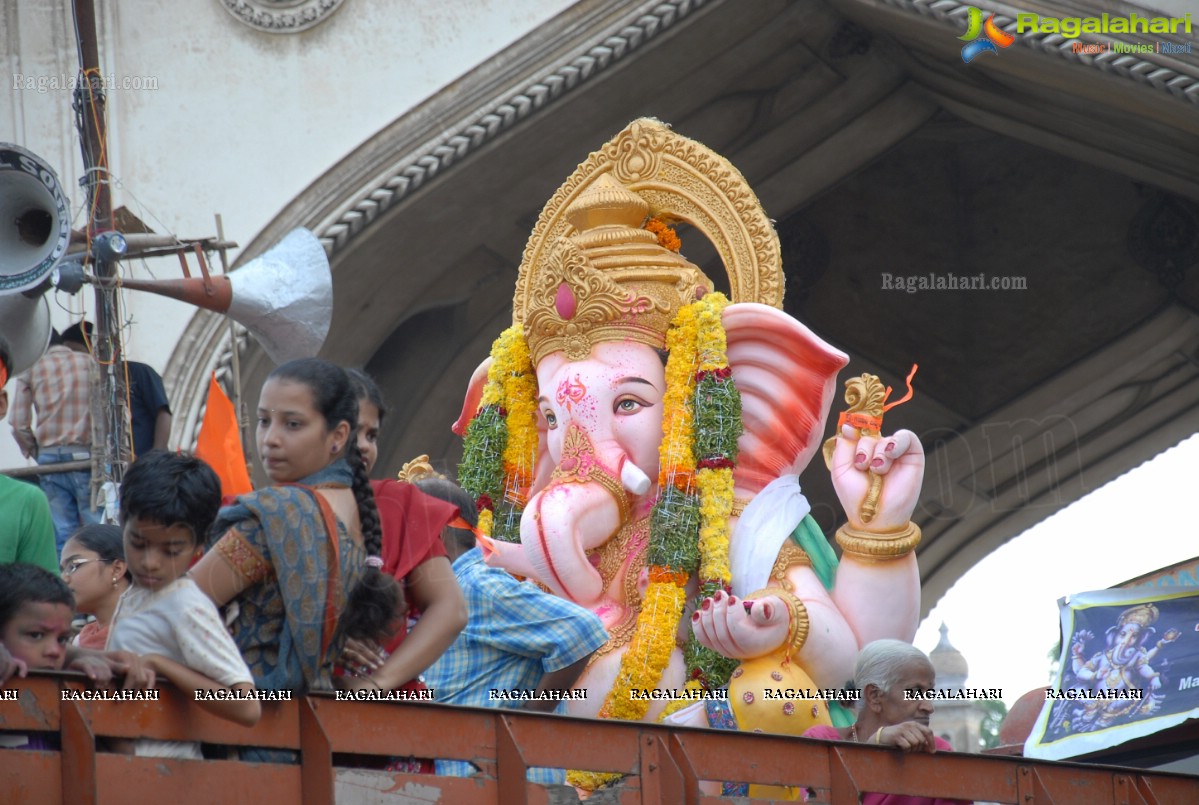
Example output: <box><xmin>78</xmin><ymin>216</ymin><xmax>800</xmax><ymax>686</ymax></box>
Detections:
<box><xmin>342</xmin><ymin>370</ymin><xmax>466</xmax><ymax>690</ymax></box>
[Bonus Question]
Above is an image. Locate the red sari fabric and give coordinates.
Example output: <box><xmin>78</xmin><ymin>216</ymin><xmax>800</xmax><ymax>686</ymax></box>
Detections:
<box><xmin>368</xmin><ymin>480</ymin><xmax>459</xmax><ymax>776</ymax></box>
<box><xmin>369</xmin><ymin>479</ymin><xmax>455</xmax><ymax>655</ymax></box>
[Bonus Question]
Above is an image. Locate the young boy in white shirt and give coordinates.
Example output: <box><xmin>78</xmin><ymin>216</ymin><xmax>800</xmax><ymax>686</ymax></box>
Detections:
<box><xmin>108</xmin><ymin>450</ymin><xmax>261</xmax><ymax>758</ymax></box>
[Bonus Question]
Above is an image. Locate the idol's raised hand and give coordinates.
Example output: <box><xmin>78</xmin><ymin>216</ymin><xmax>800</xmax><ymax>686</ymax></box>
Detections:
<box><xmin>829</xmin><ymin>426</ymin><xmax>924</xmax><ymax>533</ymax></box>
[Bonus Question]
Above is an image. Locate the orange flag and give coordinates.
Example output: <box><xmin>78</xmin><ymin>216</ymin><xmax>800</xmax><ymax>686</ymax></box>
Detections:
<box><xmin>195</xmin><ymin>373</ymin><xmax>252</xmax><ymax>498</ymax></box>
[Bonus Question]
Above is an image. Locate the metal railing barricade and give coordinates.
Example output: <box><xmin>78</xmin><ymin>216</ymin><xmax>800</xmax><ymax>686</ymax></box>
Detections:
<box><xmin>2</xmin><ymin>673</ymin><xmax>1197</xmax><ymax>804</ymax></box>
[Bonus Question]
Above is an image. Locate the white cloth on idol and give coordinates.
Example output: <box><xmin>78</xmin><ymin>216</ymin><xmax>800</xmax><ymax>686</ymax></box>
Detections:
<box><xmin>728</xmin><ymin>474</ymin><xmax>810</xmax><ymax>598</ymax></box>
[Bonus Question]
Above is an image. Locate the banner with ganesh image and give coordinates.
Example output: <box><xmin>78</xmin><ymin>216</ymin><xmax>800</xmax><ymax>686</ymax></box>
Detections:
<box><xmin>1025</xmin><ymin>587</ymin><xmax>1199</xmax><ymax>760</ymax></box>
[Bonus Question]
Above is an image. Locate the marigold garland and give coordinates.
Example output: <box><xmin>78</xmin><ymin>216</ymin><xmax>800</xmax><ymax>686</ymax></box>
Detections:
<box><xmin>694</xmin><ymin>294</ymin><xmax>727</xmax><ymax>371</ymax></box>
<box><xmin>476</xmin><ymin>508</ymin><xmax>494</xmax><ymax>539</ymax></box>
<box><xmin>685</xmin><ymin>294</ymin><xmax>740</xmax><ymax>690</ymax></box>
<box><xmin>500</xmin><ymin>332</ymin><xmax>538</xmax><ymax>499</ymax></box>
<box><xmin>644</xmin><ymin>217</ymin><xmax>681</xmax><ymax>253</ymax></box>
<box><xmin>660</xmin><ymin>678</ymin><xmax>705</xmax><ymax>719</ymax></box>
<box><xmin>599</xmin><ymin>578</ymin><xmax>688</xmax><ymax>721</ymax></box>
<box><xmin>696</xmin><ymin>467</ymin><xmax>734</xmax><ymax>584</ymax></box>
<box><xmin>657</xmin><ymin>302</ymin><xmax>698</xmax><ymax>490</ymax></box>
<box><xmin>459</xmin><ymin>324</ymin><xmax>537</xmax><ymax>542</ymax></box>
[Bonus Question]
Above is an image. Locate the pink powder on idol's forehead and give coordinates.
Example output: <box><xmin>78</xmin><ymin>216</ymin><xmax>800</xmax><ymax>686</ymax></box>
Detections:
<box><xmin>555</xmin><ymin>375</ymin><xmax>587</xmax><ymax>412</ymax></box>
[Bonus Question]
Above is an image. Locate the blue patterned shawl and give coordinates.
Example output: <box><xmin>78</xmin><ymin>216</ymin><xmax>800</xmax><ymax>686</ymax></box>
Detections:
<box><xmin>209</xmin><ymin>461</ymin><xmax>364</xmax><ymax>693</ymax></box>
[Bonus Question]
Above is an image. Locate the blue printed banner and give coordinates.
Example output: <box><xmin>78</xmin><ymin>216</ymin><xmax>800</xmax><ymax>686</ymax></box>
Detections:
<box><xmin>1025</xmin><ymin>587</ymin><xmax>1199</xmax><ymax>760</ymax></box>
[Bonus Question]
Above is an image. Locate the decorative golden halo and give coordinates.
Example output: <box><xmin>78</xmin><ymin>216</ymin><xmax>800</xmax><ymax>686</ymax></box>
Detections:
<box><xmin>512</xmin><ymin>118</ymin><xmax>783</xmax><ymax>328</ymax></box>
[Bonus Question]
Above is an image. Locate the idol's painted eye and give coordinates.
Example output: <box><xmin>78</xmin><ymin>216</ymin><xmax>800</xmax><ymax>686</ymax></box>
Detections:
<box><xmin>614</xmin><ymin>395</ymin><xmax>651</xmax><ymax>415</ymax></box>
<box><xmin>543</xmin><ymin>410</ymin><xmax>558</xmax><ymax>428</ymax></box>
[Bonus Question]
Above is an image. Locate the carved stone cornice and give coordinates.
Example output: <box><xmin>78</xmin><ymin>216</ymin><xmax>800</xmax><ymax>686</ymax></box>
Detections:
<box><xmin>161</xmin><ymin>317</ymin><xmax>249</xmax><ymax>453</ymax></box>
<box><xmin>311</xmin><ymin>0</ymin><xmax>712</xmax><ymax>258</ymax></box>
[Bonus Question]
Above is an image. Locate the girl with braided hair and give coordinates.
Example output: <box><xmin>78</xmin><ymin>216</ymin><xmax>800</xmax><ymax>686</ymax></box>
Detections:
<box><xmin>190</xmin><ymin>358</ymin><xmax>402</xmax><ymax>696</ymax></box>
<box><xmin>337</xmin><ymin>369</ymin><xmax>466</xmax><ymax>693</ymax></box>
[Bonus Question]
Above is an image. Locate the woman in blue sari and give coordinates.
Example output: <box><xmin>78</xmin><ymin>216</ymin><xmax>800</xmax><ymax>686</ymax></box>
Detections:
<box><xmin>190</xmin><ymin>359</ymin><xmax>400</xmax><ymax>694</ymax></box>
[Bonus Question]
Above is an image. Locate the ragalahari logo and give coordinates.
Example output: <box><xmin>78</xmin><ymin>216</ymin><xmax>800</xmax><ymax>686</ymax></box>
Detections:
<box><xmin>959</xmin><ymin>7</ymin><xmax>1015</xmax><ymax>63</ymax></box>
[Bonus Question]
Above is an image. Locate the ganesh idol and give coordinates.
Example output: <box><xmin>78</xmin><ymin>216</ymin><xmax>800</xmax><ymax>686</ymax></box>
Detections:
<box><xmin>452</xmin><ymin>119</ymin><xmax>924</xmax><ymax>759</ymax></box>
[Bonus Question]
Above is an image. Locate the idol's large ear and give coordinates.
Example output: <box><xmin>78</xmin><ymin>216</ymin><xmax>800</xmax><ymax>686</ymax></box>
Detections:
<box><xmin>451</xmin><ymin>358</ymin><xmax>492</xmax><ymax>437</ymax></box>
<box><xmin>725</xmin><ymin>303</ymin><xmax>848</xmax><ymax>495</ymax></box>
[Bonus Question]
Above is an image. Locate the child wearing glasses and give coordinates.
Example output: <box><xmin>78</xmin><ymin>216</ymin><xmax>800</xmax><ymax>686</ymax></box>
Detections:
<box><xmin>60</xmin><ymin>524</ymin><xmax>130</xmax><ymax>649</ymax></box>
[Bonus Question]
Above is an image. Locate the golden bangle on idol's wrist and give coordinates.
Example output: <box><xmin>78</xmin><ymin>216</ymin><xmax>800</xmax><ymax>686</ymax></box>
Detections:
<box><xmin>835</xmin><ymin>521</ymin><xmax>921</xmax><ymax>560</ymax></box>
<box><xmin>746</xmin><ymin>588</ymin><xmax>809</xmax><ymax>656</ymax></box>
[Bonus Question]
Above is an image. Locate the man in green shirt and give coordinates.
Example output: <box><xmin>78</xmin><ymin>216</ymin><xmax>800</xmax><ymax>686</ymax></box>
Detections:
<box><xmin>0</xmin><ymin>337</ymin><xmax>58</xmax><ymax>573</ymax></box>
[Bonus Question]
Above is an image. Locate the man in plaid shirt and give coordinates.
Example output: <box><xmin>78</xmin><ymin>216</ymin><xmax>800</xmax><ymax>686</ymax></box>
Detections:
<box><xmin>418</xmin><ymin>479</ymin><xmax>608</xmax><ymax>784</ymax></box>
<box><xmin>9</xmin><ymin>323</ymin><xmax>102</xmax><ymax>551</ymax></box>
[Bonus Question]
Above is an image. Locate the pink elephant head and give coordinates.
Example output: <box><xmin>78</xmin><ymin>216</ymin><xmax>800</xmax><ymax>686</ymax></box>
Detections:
<box><xmin>454</xmin><ymin>303</ymin><xmax>847</xmax><ymax>606</ymax></box>
<box><xmin>450</xmin><ymin>119</ymin><xmax>850</xmax><ymax>611</ymax></box>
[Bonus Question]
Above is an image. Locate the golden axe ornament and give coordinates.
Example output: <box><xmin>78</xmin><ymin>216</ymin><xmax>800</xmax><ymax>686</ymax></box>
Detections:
<box><xmin>455</xmin><ymin>120</ymin><xmax>926</xmax><ymax>764</ymax></box>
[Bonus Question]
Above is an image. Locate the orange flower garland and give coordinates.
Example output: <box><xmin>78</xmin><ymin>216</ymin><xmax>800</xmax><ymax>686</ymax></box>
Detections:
<box><xmin>459</xmin><ymin>324</ymin><xmax>538</xmax><ymax>539</ymax></box>
<box><xmin>645</xmin><ymin>217</ymin><xmax>681</xmax><ymax>253</ymax></box>
<box><xmin>500</xmin><ymin>331</ymin><xmax>537</xmax><ymax>506</ymax></box>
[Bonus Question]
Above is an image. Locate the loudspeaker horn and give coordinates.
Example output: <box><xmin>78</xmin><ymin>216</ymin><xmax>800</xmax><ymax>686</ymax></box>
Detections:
<box><xmin>115</xmin><ymin>228</ymin><xmax>332</xmax><ymax>365</ymax></box>
<box><xmin>0</xmin><ymin>144</ymin><xmax>71</xmax><ymax>294</ymax></box>
<box><xmin>0</xmin><ymin>294</ymin><xmax>52</xmax><ymax>376</ymax></box>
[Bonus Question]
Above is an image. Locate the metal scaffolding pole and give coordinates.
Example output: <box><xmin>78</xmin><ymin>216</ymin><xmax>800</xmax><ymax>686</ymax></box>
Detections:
<box><xmin>73</xmin><ymin>0</ymin><xmax>128</xmax><ymax>497</ymax></box>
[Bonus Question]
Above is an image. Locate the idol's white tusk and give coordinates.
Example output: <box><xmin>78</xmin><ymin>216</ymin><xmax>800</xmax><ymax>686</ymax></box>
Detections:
<box><xmin>620</xmin><ymin>460</ymin><xmax>652</xmax><ymax>495</ymax></box>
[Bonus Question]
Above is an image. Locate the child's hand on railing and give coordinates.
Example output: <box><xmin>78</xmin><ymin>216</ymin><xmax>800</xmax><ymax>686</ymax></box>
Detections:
<box><xmin>0</xmin><ymin>642</ymin><xmax>28</xmax><ymax>686</ymax></box>
<box><xmin>95</xmin><ymin>650</ymin><xmax>156</xmax><ymax>689</ymax></box>
<box><xmin>65</xmin><ymin>652</ymin><xmax>114</xmax><ymax>685</ymax></box>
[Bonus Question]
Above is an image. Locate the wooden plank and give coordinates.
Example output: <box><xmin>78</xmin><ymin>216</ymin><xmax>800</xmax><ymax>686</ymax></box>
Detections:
<box><xmin>332</xmin><ymin>768</ymin><xmax>499</xmax><ymax>803</ymax></box>
<box><xmin>0</xmin><ymin>751</ymin><xmax>61</xmax><ymax>802</ymax></box>
<box><xmin>60</xmin><ymin>699</ymin><xmax>96</xmax><ymax>805</ymax></box>
<box><xmin>3</xmin><ymin>681</ymin><xmax>1199</xmax><ymax>804</ymax></box>
<box><xmin>675</xmin><ymin>730</ymin><xmax>832</xmax><ymax>789</ymax></box>
<box><xmin>640</xmin><ymin>733</ymin><xmax>686</xmax><ymax>805</ymax></box>
<box><xmin>93</xmin><ymin>755</ymin><xmax>301</xmax><ymax>805</ymax></box>
<box><xmin>300</xmin><ymin>697</ymin><xmax>334</xmax><ymax>805</ymax></box>
<box><xmin>0</xmin><ymin>676</ymin><xmax>61</xmax><ymax>730</ymax></box>
<box><xmin>306</xmin><ymin>696</ymin><xmax>499</xmax><ymax>762</ymax></box>
<box><xmin>81</xmin><ymin>689</ymin><xmax>300</xmax><ymax>749</ymax></box>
